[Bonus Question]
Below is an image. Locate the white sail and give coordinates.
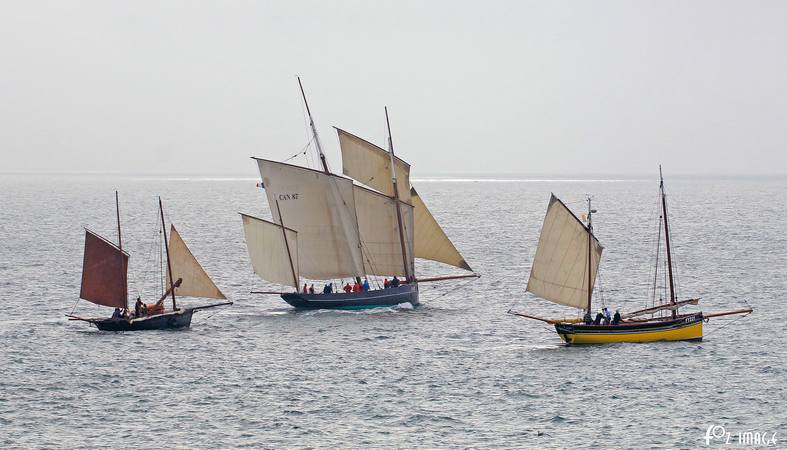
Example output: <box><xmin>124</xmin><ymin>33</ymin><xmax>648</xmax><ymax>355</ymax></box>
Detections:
<box><xmin>241</xmin><ymin>214</ymin><xmax>299</xmax><ymax>289</ymax></box>
<box><xmin>336</xmin><ymin>127</ymin><xmax>412</xmax><ymax>202</ymax></box>
<box><xmin>167</xmin><ymin>225</ymin><xmax>226</xmax><ymax>299</ymax></box>
<box><xmin>410</xmin><ymin>187</ymin><xmax>472</xmax><ymax>271</ymax></box>
<box><xmin>354</xmin><ymin>185</ymin><xmax>415</xmax><ymax>277</ymax></box>
<box><xmin>526</xmin><ymin>194</ymin><xmax>603</xmax><ymax>309</ymax></box>
<box><xmin>255</xmin><ymin>158</ymin><xmax>365</xmax><ymax>280</ymax></box>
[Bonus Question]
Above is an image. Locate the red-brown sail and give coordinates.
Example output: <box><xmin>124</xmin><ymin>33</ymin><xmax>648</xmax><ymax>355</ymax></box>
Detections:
<box><xmin>80</xmin><ymin>229</ymin><xmax>129</xmax><ymax>309</ymax></box>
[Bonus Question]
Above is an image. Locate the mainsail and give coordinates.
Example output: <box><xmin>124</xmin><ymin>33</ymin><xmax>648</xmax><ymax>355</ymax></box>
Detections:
<box><xmin>527</xmin><ymin>195</ymin><xmax>603</xmax><ymax>309</ymax></box>
<box><xmin>80</xmin><ymin>229</ymin><xmax>129</xmax><ymax>309</ymax></box>
<box><xmin>255</xmin><ymin>158</ymin><xmax>364</xmax><ymax>280</ymax></box>
<box><xmin>241</xmin><ymin>213</ymin><xmax>299</xmax><ymax>288</ymax></box>
<box><xmin>336</xmin><ymin>127</ymin><xmax>412</xmax><ymax>202</ymax></box>
<box><xmin>166</xmin><ymin>225</ymin><xmax>226</xmax><ymax>299</ymax></box>
<box><xmin>354</xmin><ymin>185</ymin><xmax>415</xmax><ymax>276</ymax></box>
<box><xmin>410</xmin><ymin>187</ymin><xmax>472</xmax><ymax>271</ymax></box>
<box><xmin>337</xmin><ymin>128</ymin><xmax>471</xmax><ymax>272</ymax></box>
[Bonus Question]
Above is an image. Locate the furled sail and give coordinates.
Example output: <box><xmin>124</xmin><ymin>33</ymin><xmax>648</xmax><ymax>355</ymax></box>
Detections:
<box><xmin>255</xmin><ymin>158</ymin><xmax>364</xmax><ymax>280</ymax></box>
<box><xmin>80</xmin><ymin>229</ymin><xmax>129</xmax><ymax>309</ymax></box>
<box><xmin>410</xmin><ymin>187</ymin><xmax>472</xmax><ymax>271</ymax></box>
<box><xmin>241</xmin><ymin>213</ymin><xmax>299</xmax><ymax>288</ymax></box>
<box><xmin>526</xmin><ymin>194</ymin><xmax>603</xmax><ymax>309</ymax></box>
<box><xmin>166</xmin><ymin>225</ymin><xmax>226</xmax><ymax>299</ymax></box>
<box><xmin>336</xmin><ymin>127</ymin><xmax>412</xmax><ymax>202</ymax></box>
<box><xmin>353</xmin><ymin>185</ymin><xmax>415</xmax><ymax>277</ymax></box>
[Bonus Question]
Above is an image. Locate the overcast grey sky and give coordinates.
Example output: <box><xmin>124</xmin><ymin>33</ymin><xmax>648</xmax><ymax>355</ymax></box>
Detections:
<box><xmin>1</xmin><ymin>0</ymin><xmax>785</xmax><ymax>176</ymax></box>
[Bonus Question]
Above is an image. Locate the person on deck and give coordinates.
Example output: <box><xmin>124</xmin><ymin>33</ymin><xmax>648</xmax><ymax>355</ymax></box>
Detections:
<box><xmin>612</xmin><ymin>310</ymin><xmax>621</xmax><ymax>325</ymax></box>
<box><xmin>391</xmin><ymin>276</ymin><xmax>400</xmax><ymax>288</ymax></box>
<box><xmin>343</xmin><ymin>282</ymin><xmax>352</xmax><ymax>293</ymax></box>
<box><xmin>362</xmin><ymin>279</ymin><xmax>370</xmax><ymax>291</ymax></box>
<box><xmin>134</xmin><ymin>298</ymin><xmax>144</xmax><ymax>318</ymax></box>
<box><xmin>593</xmin><ymin>311</ymin><xmax>604</xmax><ymax>325</ymax></box>
<box><xmin>583</xmin><ymin>312</ymin><xmax>593</xmax><ymax>325</ymax></box>
<box><xmin>322</xmin><ymin>284</ymin><xmax>330</xmax><ymax>294</ymax></box>
<box><xmin>111</xmin><ymin>308</ymin><xmax>122</xmax><ymax>319</ymax></box>
<box><xmin>603</xmin><ymin>307</ymin><xmax>612</xmax><ymax>324</ymax></box>
<box><xmin>327</xmin><ymin>283</ymin><xmax>333</xmax><ymax>294</ymax></box>
<box><xmin>309</xmin><ymin>284</ymin><xmax>315</xmax><ymax>294</ymax></box>
<box><xmin>352</xmin><ymin>280</ymin><xmax>362</xmax><ymax>292</ymax></box>
<box><xmin>303</xmin><ymin>283</ymin><xmax>308</xmax><ymax>294</ymax></box>
<box><xmin>383</xmin><ymin>278</ymin><xmax>390</xmax><ymax>289</ymax></box>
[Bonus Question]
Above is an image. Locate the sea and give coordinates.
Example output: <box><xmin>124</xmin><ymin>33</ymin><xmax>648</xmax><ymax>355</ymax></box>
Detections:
<box><xmin>1</xmin><ymin>173</ymin><xmax>785</xmax><ymax>449</ymax></box>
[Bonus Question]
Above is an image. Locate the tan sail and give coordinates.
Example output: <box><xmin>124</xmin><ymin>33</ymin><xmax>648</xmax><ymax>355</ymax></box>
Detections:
<box><xmin>410</xmin><ymin>187</ymin><xmax>472</xmax><ymax>271</ymax></box>
<box><xmin>354</xmin><ymin>185</ymin><xmax>415</xmax><ymax>276</ymax></box>
<box><xmin>166</xmin><ymin>225</ymin><xmax>226</xmax><ymax>299</ymax></box>
<box><xmin>255</xmin><ymin>158</ymin><xmax>364</xmax><ymax>280</ymax></box>
<box><xmin>80</xmin><ymin>229</ymin><xmax>129</xmax><ymax>309</ymax></box>
<box><xmin>241</xmin><ymin>213</ymin><xmax>299</xmax><ymax>289</ymax></box>
<box><xmin>336</xmin><ymin>127</ymin><xmax>412</xmax><ymax>202</ymax></box>
<box><xmin>527</xmin><ymin>194</ymin><xmax>603</xmax><ymax>309</ymax></box>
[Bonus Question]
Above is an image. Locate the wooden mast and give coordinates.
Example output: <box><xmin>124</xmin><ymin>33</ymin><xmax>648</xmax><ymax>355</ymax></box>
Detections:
<box><xmin>159</xmin><ymin>197</ymin><xmax>177</xmax><ymax>310</ymax></box>
<box><xmin>384</xmin><ymin>107</ymin><xmax>412</xmax><ymax>281</ymax></box>
<box><xmin>298</xmin><ymin>76</ymin><xmax>330</xmax><ymax>174</ymax></box>
<box><xmin>586</xmin><ymin>197</ymin><xmax>593</xmax><ymax>315</ymax></box>
<box><xmin>275</xmin><ymin>200</ymin><xmax>299</xmax><ymax>291</ymax></box>
<box><xmin>660</xmin><ymin>166</ymin><xmax>677</xmax><ymax>318</ymax></box>
<box><xmin>115</xmin><ymin>191</ymin><xmax>128</xmax><ymax>311</ymax></box>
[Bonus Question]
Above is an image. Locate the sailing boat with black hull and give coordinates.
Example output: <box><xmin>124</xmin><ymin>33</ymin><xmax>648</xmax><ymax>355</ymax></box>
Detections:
<box><xmin>242</xmin><ymin>78</ymin><xmax>477</xmax><ymax>309</ymax></box>
<box><xmin>509</xmin><ymin>168</ymin><xmax>752</xmax><ymax>344</ymax></box>
<box><xmin>68</xmin><ymin>194</ymin><xmax>232</xmax><ymax>331</ymax></box>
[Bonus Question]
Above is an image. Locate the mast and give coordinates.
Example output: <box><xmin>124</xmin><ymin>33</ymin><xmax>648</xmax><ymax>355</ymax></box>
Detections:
<box><xmin>115</xmin><ymin>191</ymin><xmax>128</xmax><ymax>311</ymax></box>
<box><xmin>659</xmin><ymin>166</ymin><xmax>677</xmax><ymax>318</ymax></box>
<box><xmin>385</xmin><ymin>107</ymin><xmax>412</xmax><ymax>281</ymax></box>
<box><xmin>275</xmin><ymin>200</ymin><xmax>299</xmax><ymax>290</ymax></box>
<box><xmin>298</xmin><ymin>76</ymin><xmax>330</xmax><ymax>174</ymax></box>
<box><xmin>159</xmin><ymin>197</ymin><xmax>177</xmax><ymax>310</ymax></box>
<box><xmin>586</xmin><ymin>197</ymin><xmax>593</xmax><ymax>315</ymax></box>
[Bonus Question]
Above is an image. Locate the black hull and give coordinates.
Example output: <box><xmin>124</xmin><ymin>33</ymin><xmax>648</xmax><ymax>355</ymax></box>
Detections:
<box><xmin>281</xmin><ymin>285</ymin><xmax>419</xmax><ymax>309</ymax></box>
<box><xmin>92</xmin><ymin>309</ymin><xmax>194</xmax><ymax>331</ymax></box>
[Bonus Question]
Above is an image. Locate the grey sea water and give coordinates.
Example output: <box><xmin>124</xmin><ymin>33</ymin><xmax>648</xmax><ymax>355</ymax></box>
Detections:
<box><xmin>0</xmin><ymin>174</ymin><xmax>785</xmax><ymax>449</ymax></box>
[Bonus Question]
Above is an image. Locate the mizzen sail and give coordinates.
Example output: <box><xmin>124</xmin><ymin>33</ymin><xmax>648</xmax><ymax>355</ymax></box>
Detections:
<box><xmin>255</xmin><ymin>158</ymin><xmax>364</xmax><ymax>280</ymax></box>
<box><xmin>241</xmin><ymin>213</ymin><xmax>300</xmax><ymax>289</ymax></box>
<box><xmin>527</xmin><ymin>194</ymin><xmax>603</xmax><ymax>309</ymax></box>
<box><xmin>336</xmin><ymin>127</ymin><xmax>412</xmax><ymax>202</ymax></box>
<box><xmin>354</xmin><ymin>185</ymin><xmax>415</xmax><ymax>277</ymax></box>
<box><xmin>166</xmin><ymin>225</ymin><xmax>226</xmax><ymax>299</ymax></box>
<box><xmin>411</xmin><ymin>187</ymin><xmax>472</xmax><ymax>271</ymax></box>
<box><xmin>80</xmin><ymin>229</ymin><xmax>129</xmax><ymax>309</ymax></box>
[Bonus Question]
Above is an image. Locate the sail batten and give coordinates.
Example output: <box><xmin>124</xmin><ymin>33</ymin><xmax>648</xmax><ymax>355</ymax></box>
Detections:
<box><xmin>241</xmin><ymin>213</ymin><xmax>300</xmax><ymax>289</ymax></box>
<box><xmin>166</xmin><ymin>225</ymin><xmax>226</xmax><ymax>300</ymax></box>
<box><xmin>526</xmin><ymin>194</ymin><xmax>603</xmax><ymax>310</ymax></box>
<box><xmin>80</xmin><ymin>229</ymin><xmax>129</xmax><ymax>309</ymax></box>
<box><xmin>336</xmin><ymin>127</ymin><xmax>412</xmax><ymax>201</ymax></box>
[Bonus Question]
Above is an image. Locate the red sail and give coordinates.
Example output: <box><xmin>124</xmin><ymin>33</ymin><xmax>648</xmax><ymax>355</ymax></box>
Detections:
<box><xmin>80</xmin><ymin>229</ymin><xmax>129</xmax><ymax>309</ymax></box>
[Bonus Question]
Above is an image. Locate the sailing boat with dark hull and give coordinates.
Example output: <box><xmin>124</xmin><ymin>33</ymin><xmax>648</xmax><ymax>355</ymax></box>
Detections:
<box><xmin>68</xmin><ymin>194</ymin><xmax>232</xmax><ymax>331</ymax></box>
<box><xmin>242</xmin><ymin>79</ymin><xmax>476</xmax><ymax>309</ymax></box>
<box><xmin>510</xmin><ymin>168</ymin><xmax>752</xmax><ymax>344</ymax></box>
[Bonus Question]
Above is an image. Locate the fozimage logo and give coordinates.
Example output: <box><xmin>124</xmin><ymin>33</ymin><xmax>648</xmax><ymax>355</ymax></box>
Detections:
<box><xmin>705</xmin><ymin>425</ymin><xmax>778</xmax><ymax>447</ymax></box>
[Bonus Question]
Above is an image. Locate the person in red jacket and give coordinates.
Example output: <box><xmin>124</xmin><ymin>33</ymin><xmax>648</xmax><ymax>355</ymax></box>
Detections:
<box><xmin>343</xmin><ymin>282</ymin><xmax>352</xmax><ymax>293</ymax></box>
<box><xmin>302</xmin><ymin>283</ymin><xmax>308</xmax><ymax>294</ymax></box>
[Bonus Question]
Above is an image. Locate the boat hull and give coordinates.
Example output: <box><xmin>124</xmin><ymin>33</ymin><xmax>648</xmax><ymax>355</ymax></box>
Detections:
<box><xmin>280</xmin><ymin>285</ymin><xmax>419</xmax><ymax>309</ymax></box>
<box><xmin>554</xmin><ymin>313</ymin><xmax>703</xmax><ymax>344</ymax></box>
<box><xmin>92</xmin><ymin>309</ymin><xmax>194</xmax><ymax>331</ymax></box>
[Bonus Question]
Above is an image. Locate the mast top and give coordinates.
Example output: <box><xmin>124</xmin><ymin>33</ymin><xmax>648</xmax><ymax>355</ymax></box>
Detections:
<box><xmin>297</xmin><ymin>76</ymin><xmax>330</xmax><ymax>174</ymax></box>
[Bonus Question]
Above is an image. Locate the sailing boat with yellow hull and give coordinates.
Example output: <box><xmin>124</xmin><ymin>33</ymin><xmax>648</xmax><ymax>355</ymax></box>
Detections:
<box><xmin>242</xmin><ymin>78</ymin><xmax>477</xmax><ymax>309</ymax></box>
<box><xmin>67</xmin><ymin>194</ymin><xmax>232</xmax><ymax>331</ymax></box>
<box><xmin>510</xmin><ymin>168</ymin><xmax>752</xmax><ymax>344</ymax></box>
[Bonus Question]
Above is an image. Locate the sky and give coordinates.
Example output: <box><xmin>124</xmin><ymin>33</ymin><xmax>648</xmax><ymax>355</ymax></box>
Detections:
<box><xmin>1</xmin><ymin>0</ymin><xmax>785</xmax><ymax>176</ymax></box>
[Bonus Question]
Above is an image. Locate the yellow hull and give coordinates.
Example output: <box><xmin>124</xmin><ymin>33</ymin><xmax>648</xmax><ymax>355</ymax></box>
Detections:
<box><xmin>555</xmin><ymin>314</ymin><xmax>703</xmax><ymax>344</ymax></box>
